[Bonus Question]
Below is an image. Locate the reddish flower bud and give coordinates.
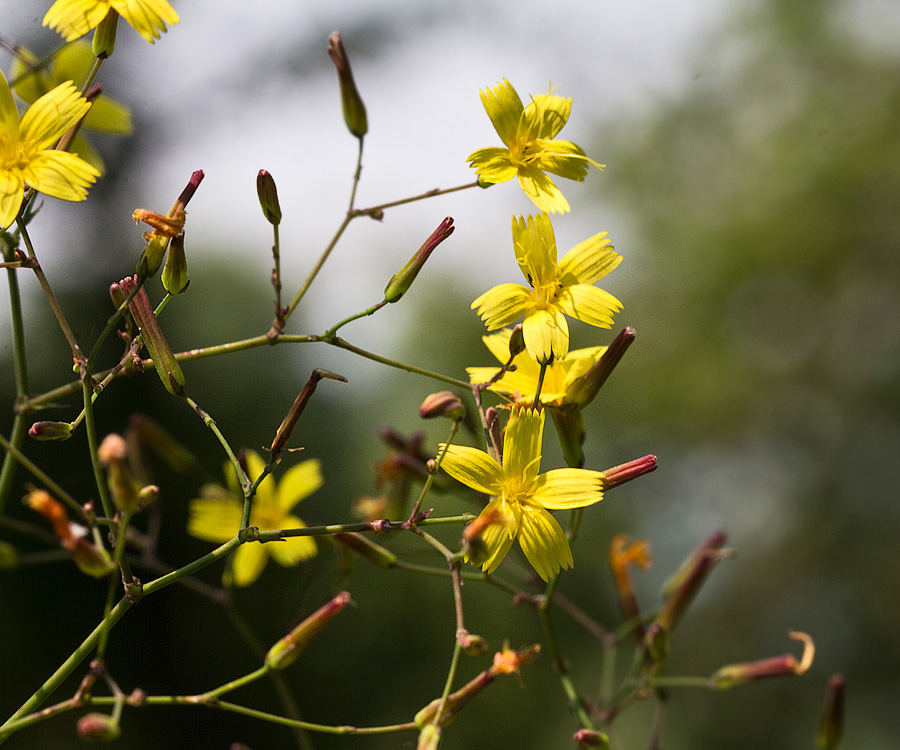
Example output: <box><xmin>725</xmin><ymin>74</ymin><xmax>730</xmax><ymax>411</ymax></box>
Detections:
<box><xmin>28</xmin><ymin>420</ymin><xmax>73</xmax><ymax>441</ymax></box>
<box><xmin>816</xmin><ymin>674</ymin><xmax>845</xmax><ymax>750</ymax></box>
<box><xmin>76</xmin><ymin>712</ymin><xmax>121</xmax><ymax>741</ymax></box>
<box><xmin>574</xmin><ymin>729</ymin><xmax>611</xmax><ymax>748</ymax></box>
<box><xmin>333</xmin><ymin>532</ymin><xmax>397</xmax><ymax>568</ymax></box>
<box><xmin>266</xmin><ymin>591</ymin><xmax>351</xmax><ymax>670</ymax></box>
<box><xmin>384</xmin><ymin>218</ymin><xmax>454</xmax><ymax>302</ymax></box>
<box><xmin>327</xmin><ymin>32</ymin><xmax>368</xmax><ymax>138</ymax></box>
<box><xmin>419</xmin><ymin>391</ymin><xmax>466</xmax><ymax>421</ymax></box>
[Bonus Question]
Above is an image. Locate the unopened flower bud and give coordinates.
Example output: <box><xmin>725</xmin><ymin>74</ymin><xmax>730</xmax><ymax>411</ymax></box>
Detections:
<box><xmin>816</xmin><ymin>674</ymin><xmax>845</xmax><ymax>750</ymax></box>
<box><xmin>137</xmin><ymin>234</ymin><xmax>168</xmax><ymax>277</ymax></box>
<box><xmin>327</xmin><ymin>32</ymin><xmax>368</xmax><ymax>138</ymax></box>
<box><xmin>643</xmin><ymin>622</ymin><xmax>669</xmax><ymax>663</ymax></box>
<box><xmin>98</xmin><ymin>433</ymin><xmax>143</xmax><ymax>513</ymax></box>
<box><xmin>161</xmin><ymin>231</ymin><xmax>189</xmax><ymax>294</ymax></box>
<box><xmin>462</xmin><ymin>506</ymin><xmax>504</xmax><ymax>566</ymax></box>
<box><xmin>457</xmin><ymin>631</ymin><xmax>488</xmax><ymax>656</ymax></box>
<box><xmin>417</xmin><ymin>724</ymin><xmax>441</xmax><ymax>750</ymax></box>
<box><xmin>138</xmin><ymin>484</ymin><xmax>159</xmax><ymax>506</ymax></box>
<box><xmin>508</xmin><ymin>325</ymin><xmax>526</xmax><ymax>357</ymax></box>
<box><xmin>256</xmin><ymin>170</ymin><xmax>282</xmax><ymax>225</ymax></box>
<box><xmin>109</xmin><ymin>281</ymin><xmax>127</xmax><ymax>310</ymax></box>
<box><xmin>135</xmin><ymin>170</ymin><xmax>204</xmax><ymax>277</ymax></box>
<box><xmin>91</xmin><ymin>9</ymin><xmax>119</xmax><ymax>59</ymax></box>
<box><xmin>384</xmin><ymin>217</ymin><xmax>454</xmax><ymax>302</ymax></box>
<box><xmin>333</xmin><ymin>532</ymin><xmax>397</xmax><ymax>568</ymax></box>
<box><xmin>119</xmin><ymin>276</ymin><xmax>186</xmax><ymax>396</ymax></box>
<box><xmin>71</xmin><ymin>537</ymin><xmax>116</xmax><ymax>578</ymax></box>
<box><xmin>76</xmin><ymin>712</ymin><xmax>121</xmax><ymax>741</ymax></box>
<box><xmin>563</xmin><ymin>327</ymin><xmax>635</xmax><ymax>410</ymax></box>
<box><xmin>660</xmin><ymin>530</ymin><xmax>728</xmax><ymax>599</ymax></box>
<box><xmin>654</xmin><ymin>530</ymin><xmax>727</xmax><ymax>635</ymax></box>
<box><xmin>419</xmin><ymin>391</ymin><xmax>465</xmax><ymax>421</ymax></box>
<box><xmin>601</xmin><ymin>454</ymin><xmax>658</xmax><ymax>490</ymax></box>
<box><xmin>711</xmin><ymin>631</ymin><xmax>815</xmax><ymax>690</ymax></box>
<box><xmin>574</xmin><ymin>729</ymin><xmax>611</xmax><ymax>748</ymax></box>
<box><xmin>128</xmin><ymin>415</ymin><xmax>196</xmax><ymax>473</ymax></box>
<box><xmin>266</xmin><ymin>591</ymin><xmax>351</xmax><ymax>670</ymax></box>
<box><xmin>28</xmin><ymin>420</ymin><xmax>73</xmax><ymax>441</ymax></box>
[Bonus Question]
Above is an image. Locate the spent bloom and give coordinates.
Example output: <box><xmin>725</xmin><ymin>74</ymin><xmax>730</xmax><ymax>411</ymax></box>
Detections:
<box><xmin>472</xmin><ymin>214</ymin><xmax>622</xmax><ymax>363</ymax></box>
<box><xmin>188</xmin><ymin>451</ymin><xmax>321</xmax><ymax>587</ymax></box>
<box><xmin>0</xmin><ymin>71</ymin><xmax>99</xmax><ymax>230</ymax></box>
<box><xmin>43</xmin><ymin>0</ymin><xmax>179</xmax><ymax>44</ymax></box>
<box><xmin>467</xmin><ymin>79</ymin><xmax>602</xmax><ymax>214</ymax></box>
<box><xmin>440</xmin><ymin>407</ymin><xmax>605</xmax><ymax>581</ymax></box>
<box><xmin>467</xmin><ymin>328</ymin><xmax>608</xmax><ymax>408</ymax></box>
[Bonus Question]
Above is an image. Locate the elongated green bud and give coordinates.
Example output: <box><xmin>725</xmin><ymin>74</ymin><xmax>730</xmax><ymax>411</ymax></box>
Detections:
<box><xmin>28</xmin><ymin>420</ymin><xmax>73</xmax><ymax>441</ymax></box>
<box><xmin>266</xmin><ymin>591</ymin><xmax>351</xmax><ymax>670</ymax></box>
<box><xmin>92</xmin><ymin>9</ymin><xmax>119</xmax><ymax>59</ymax></box>
<box><xmin>816</xmin><ymin>674</ymin><xmax>845</xmax><ymax>750</ymax></box>
<box><xmin>562</xmin><ymin>327</ymin><xmax>635</xmax><ymax>410</ymax></box>
<box><xmin>327</xmin><ymin>32</ymin><xmax>368</xmax><ymax>138</ymax></box>
<box><xmin>77</xmin><ymin>712</ymin><xmax>121</xmax><ymax>741</ymax></box>
<box><xmin>419</xmin><ymin>391</ymin><xmax>465</xmax><ymax>421</ymax></box>
<box><xmin>161</xmin><ymin>231</ymin><xmax>189</xmax><ymax>294</ymax></box>
<box><xmin>118</xmin><ymin>276</ymin><xmax>186</xmax><ymax>395</ymax></box>
<box><xmin>384</xmin><ymin>217</ymin><xmax>454</xmax><ymax>302</ymax></box>
<box><xmin>256</xmin><ymin>170</ymin><xmax>282</xmax><ymax>225</ymax></box>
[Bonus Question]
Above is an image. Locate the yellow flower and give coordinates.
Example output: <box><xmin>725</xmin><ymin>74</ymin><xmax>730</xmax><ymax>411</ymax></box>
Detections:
<box><xmin>467</xmin><ymin>329</ymin><xmax>607</xmax><ymax>408</ymax></box>
<box><xmin>0</xmin><ymin>71</ymin><xmax>99</xmax><ymax>230</ymax></box>
<box><xmin>43</xmin><ymin>0</ymin><xmax>179</xmax><ymax>44</ymax></box>
<box><xmin>466</xmin><ymin>79</ymin><xmax>602</xmax><ymax>214</ymax></box>
<box><xmin>440</xmin><ymin>407</ymin><xmax>604</xmax><ymax>581</ymax></box>
<box><xmin>10</xmin><ymin>43</ymin><xmax>133</xmax><ymax>174</ymax></box>
<box><xmin>188</xmin><ymin>451</ymin><xmax>321</xmax><ymax>587</ymax></box>
<box><xmin>471</xmin><ymin>213</ymin><xmax>622</xmax><ymax>363</ymax></box>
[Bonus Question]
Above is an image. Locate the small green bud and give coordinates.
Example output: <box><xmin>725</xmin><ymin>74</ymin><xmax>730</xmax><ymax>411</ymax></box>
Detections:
<box><xmin>327</xmin><ymin>32</ymin><xmax>368</xmax><ymax>139</ymax></box>
<box><xmin>161</xmin><ymin>231</ymin><xmax>189</xmax><ymax>294</ymax></box>
<box><xmin>508</xmin><ymin>324</ymin><xmax>526</xmax><ymax>357</ymax></box>
<box><xmin>548</xmin><ymin>408</ymin><xmax>586</xmax><ymax>468</ymax></box>
<box><xmin>266</xmin><ymin>591</ymin><xmax>351</xmax><ymax>670</ymax></box>
<box><xmin>91</xmin><ymin>9</ymin><xmax>119</xmax><ymax>59</ymax></box>
<box><xmin>137</xmin><ymin>234</ymin><xmax>169</xmax><ymax>277</ymax></box>
<box><xmin>573</xmin><ymin>729</ymin><xmax>611</xmax><ymax>749</ymax></box>
<box><xmin>384</xmin><ymin>217</ymin><xmax>454</xmax><ymax>302</ymax></box>
<box><xmin>256</xmin><ymin>170</ymin><xmax>282</xmax><ymax>225</ymax></box>
<box><xmin>28</xmin><ymin>420</ymin><xmax>73</xmax><ymax>441</ymax></box>
<box><xmin>76</xmin><ymin>712</ymin><xmax>121</xmax><ymax>741</ymax></box>
<box><xmin>416</xmin><ymin>724</ymin><xmax>441</xmax><ymax>750</ymax></box>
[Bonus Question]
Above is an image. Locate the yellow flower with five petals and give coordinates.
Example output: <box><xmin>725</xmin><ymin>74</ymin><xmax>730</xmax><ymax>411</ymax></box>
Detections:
<box><xmin>0</xmin><ymin>71</ymin><xmax>99</xmax><ymax>230</ymax></box>
<box><xmin>188</xmin><ymin>451</ymin><xmax>320</xmax><ymax>587</ymax></box>
<box><xmin>43</xmin><ymin>0</ymin><xmax>179</xmax><ymax>44</ymax></box>
<box><xmin>440</xmin><ymin>407</ymin><xmax>605</xmax><ymax>581</ymax></box>
<box><xmin>467</xmin><ymin>79</ymin><xmax>602</xmax><ymax>214</ymax></box>
<box><xmin>471</xmin><ymin>213</ymin><xmax>622</xmax><ymax>363</ymax></box>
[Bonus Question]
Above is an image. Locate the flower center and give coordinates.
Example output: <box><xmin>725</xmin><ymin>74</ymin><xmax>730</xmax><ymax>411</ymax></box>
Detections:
<box><xmin>0</xmin><ymin>134</ymin><xmax>33</xmax><ymax>172</ymax></box>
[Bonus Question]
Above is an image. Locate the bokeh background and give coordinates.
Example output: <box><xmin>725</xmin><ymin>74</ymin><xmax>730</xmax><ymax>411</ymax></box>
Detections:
<box><xmin>1</xmin><ymin>0</ymin><xmax>898</xmax><ymax>747</ymax></box>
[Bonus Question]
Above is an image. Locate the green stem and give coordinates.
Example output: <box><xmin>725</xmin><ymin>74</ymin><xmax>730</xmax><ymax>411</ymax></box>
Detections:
<box><xmin>321</xmin><ymin>299</ymin><xmax>387</xmax><ymax>339</ymax></box>
<box><xmin>255</xmin><ymin>513</ymin><xmax>475</xmax><ymax>542</ymax></box>
<box><xmin>646</xmin><ymin>676</ymin><xmax>714</xmax><ymax>690</ymax></box>
<box><xmin>533</xmin><ymin>360</ymin><xmax>548</xmax><ymax>404</ymax></box>
<box><xmin>201</xmin><ymin>665</ymin><xmax>270</xmax><ymax>702</ymax></box>
<box><xmin>283</xmin><ymin>215</ymin><xmax>352</xmax><ymax>323</ymax></box>
<box><xmin>80</xmin><ymin>56</ymin><xmax>103</xmax><ymax>96</ymax></box>
<box><xmin>408</xmin><ymin>419</ymin><xmax>459</xmax><ymax>521</ymax></box>
<box><xmin>82</xmin><ymin>374</ymin><xmax>114</xmax><ymax>520</ymax></box>
<box><xmin>349</xmin><ymin>180</ymin><xmax>480</xmax><ymax>218</ymax></box>
<box><xmin>347</xmin><ymin>138</ymin><xmax>364</xmax><ymax>212</ymax></box>
<box><xmin>17</xmin><ymin>218</ymin><xmax>86</xmax><ymax>370</ymax></box>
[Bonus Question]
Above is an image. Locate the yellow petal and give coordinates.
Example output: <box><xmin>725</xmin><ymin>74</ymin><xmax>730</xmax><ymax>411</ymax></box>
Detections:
<box><xmin>231</xmin><ymin>542</ymin><xmax>268</xmax><ymax>587</ymax></box>
<box><xmin>20</xmin><ymin>80</ymin><xmax>91</xmax><ymax>149</ymax></box>
<box><xmin>557</xmin><ymin>285</ymin><xmax>621</xmax><ymax>329</ymax></box>
<box><xmin>533</xmin><ymin>469</ymin><xmax>604</xmax><ymax>509</ymax></box>
<box><xmin>522</xmin><ymin>90</ymin><xmax>571</xmax><ymax>140</ymax></box>
<box><xmin>0</xmin><ymin>71</ymin><xmax>21</xmax><ymax>143</ymax></box>
<box><xmin>513</xmin><ymin>213</ymin><xmax>558</xmax><ymax>287</ymax></box>
<box><xmin>466</xmin><ymin>147</ymin><xmax>517</xmax><ymax>183</ymax></box>
<box><xmin>439</xmin><ymin>444</ymin><xmax>503</xmax><ymax>495</ymax></box>
<box><xmin>24</xmin><ymin>150</ymin><xmax>99</xmax><ymax>201</ymax></box>
<box><xmin>557</xmin><ymin>233</ymin><xmax>620</xmax><ymax>285</ymax></box>
<box><xmin>244</xmin><ymin>450</ymin><xmax>277</xmax><ymax>508</ymax></box>
<box><xmin>276</xmin><ymin>459</ymin><xmax>323</xmax><ymax>514</ymax></box>
<box><xmin>269</xmin><ymin>518</ymin><xmax>317</xmax><ymax>566</ymax></box>
<box><xmin>517</xmin><ymin>505</ymin><xmax>573</xmax><ymax>581</ymax></box>
<box><xmin>9</xmin><ymin>49</ymin><xmax>49</xmax><ymax>104</ymax></box>
<box><xmin>188</xmin><ymin>493</ymin><xmax>242</xmax><ymax>543</ymax></box>
<box><xmin>471</xmin><ymin>283</ymin><xmax>533</xmax><ymax>330</ymax></box>
<box><xmin>502</xmin><ymin>407</ymin><xmax>544</xmax><ymax>482</ymax></box>
<box><xmin>480</xmin><ymin>79</ymin><xmax>524</xmax><ymax>148</ymax></box>
<box><xmin>472</xmin><ymin>499</ymin><xmax>518</xmax><ymax>574</ymax></box>
<box><xmin>516</xmin><ymin>166</ymin><xmax>569</xmax><ymax>215</ymax></box>
<box><xmin>0</xmin><ymin>170</ymin><xmax>26</xmax><ymax>229</ymax></box>
<box><xmin>112</xmin><ymin>0</ymin><xmax>180</xmax><ymax>43</ymax></box>
<box><xmin>523</xmin><ymin>307</ymin><xmax>569</xmax><ymax>362</ymax></box>
<box><xmin>43</xmin><ymin>0</ymin><xmax>110</xmax><ymax>41</ymax></box>
<box><xmin>535</xmin><ymin>139</ymin><xmax>596</xmax><ymax>180</ymax></box>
